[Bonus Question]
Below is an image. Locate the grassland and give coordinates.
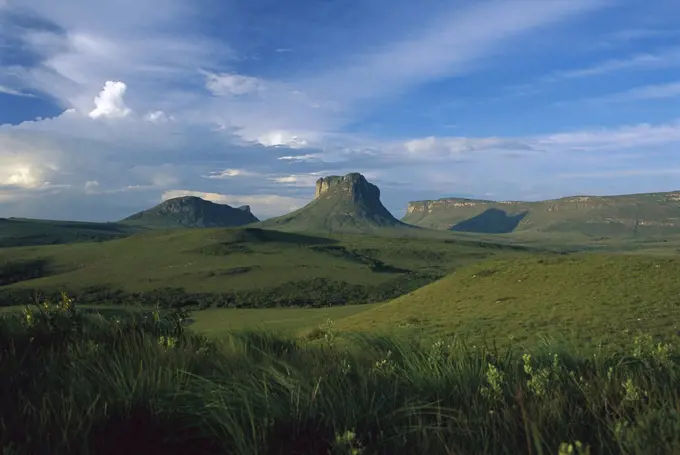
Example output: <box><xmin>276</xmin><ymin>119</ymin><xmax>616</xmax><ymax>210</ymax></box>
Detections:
<box><xmin>3</xmin><ymin>302</ymin><xmax>680</xmax><ymax>455</ymax></box>
<box><xmin>4</xmin><ymin>221</ymin><xmax>680</xmax><ymax>454</ymax></box>
<box><xmin>187</xmin><ymin>303</ymin><xmax>379</xmax><ymax>336</ymax></box>
<box><xmin>178</xmin><ymin>248</ymin><xmax>680</xmax><ymax>348</ymax></box>
<box><xmin>335</xmin><ymin>253</ymin><xmax>680</xmax><ymax>349</ymax></box>
<box><xmin>4</xmin><ymin>223</ymin><xmax>680</xmax><ymax>350</ymax></box>
<box><xmin>0</xmin><ymin>226</ymin><xmax>531</xmax><ymax>307</ymax></box>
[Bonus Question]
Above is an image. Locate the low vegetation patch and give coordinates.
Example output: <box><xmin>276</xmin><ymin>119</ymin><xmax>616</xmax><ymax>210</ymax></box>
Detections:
<box><xmin>310</xmin><ymin>245</ymin><xmax>411</xmax><ymax>273</ymax></box>
<box><xmin>2</xmin><ymin>297</ymin><xmax>680</xmax><ymax>454</ymax></box>
<box><xmin>0</xmin><ymin>273</ymin><xmax>443</xmax><ymax>308</ymax></box>
<box><xmin>0</xmin><ymin>258</ymin><xmax>53</xmax><ymax>286</ymax></box>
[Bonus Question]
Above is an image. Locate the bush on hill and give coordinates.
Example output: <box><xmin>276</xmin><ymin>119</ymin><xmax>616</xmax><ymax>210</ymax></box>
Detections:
<box><xmin>0</xmin><ymin>259</ymin><xmax>52</xmax><ymax>286</ymax></box>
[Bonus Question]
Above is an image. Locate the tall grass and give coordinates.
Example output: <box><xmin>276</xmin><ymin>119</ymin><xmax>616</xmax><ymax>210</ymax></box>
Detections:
<box><xmin>2</xmin><ymin>298</ymin><xmax>680</xmax><ymax>454</ymax></box>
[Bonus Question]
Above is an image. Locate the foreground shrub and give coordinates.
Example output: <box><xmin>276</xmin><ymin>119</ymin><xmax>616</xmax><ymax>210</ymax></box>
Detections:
<box><xmin>1</xmin><ymin>300</ymin><xmax>680</xmax><ymax>454</ymax></box>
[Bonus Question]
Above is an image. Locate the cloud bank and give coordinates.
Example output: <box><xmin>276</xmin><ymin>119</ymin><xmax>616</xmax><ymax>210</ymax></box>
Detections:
<box><xmin>2</xmin><ymin>0</ymin><xmax>680</xmax><ymax>222</ymax></box>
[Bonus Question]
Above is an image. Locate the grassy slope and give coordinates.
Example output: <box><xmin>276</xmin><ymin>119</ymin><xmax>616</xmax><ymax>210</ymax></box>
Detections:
<box><xmin>257</xmin><ymin>192</ymin><xmax>410</xmax><ymax>233</ymax></box>
<box><xmin>189</xmin><ymin>303</ymin><xmax>381</xmax><ymax>336</ymax></box>
<box><xmin>336</xmin><ymin>253</ymin><xmax>680</xmax><ymax>347</ymax></box>
<box><xmin>0</xmin><ymin>303</ymin><xmax>381</xmax><ymax>336</ymax></box>
<box><xmin>0</xmin><ymin>227</ymin><xmax>527</xmax><ymax>304</ymax></box>
<box><xmin>0</xmin><ymin>218</ymin><xmax>140</xmax><ymax>247</ymax></box>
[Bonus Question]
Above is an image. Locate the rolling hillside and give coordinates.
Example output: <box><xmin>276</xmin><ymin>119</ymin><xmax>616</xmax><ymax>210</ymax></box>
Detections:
<box><xmin>0</xmin><ymin>227</ymin><xmax>529</xmax><ymax>307</ymax></box>
<box><xmin>335</xmin><ymin>253</ymin><xmax>680</xmax><ymax>347</ymax></box>
<box><xmin>403</xmin><ymin>191</ymin><xmax>680</xmax><ymax>240</ymax></box>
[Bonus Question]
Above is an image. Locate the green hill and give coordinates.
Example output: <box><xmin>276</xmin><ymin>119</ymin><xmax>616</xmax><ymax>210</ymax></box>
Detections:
<box><xmin>0</xmin><ymin>218</ymin><xmax>139</xmax><ymax>248</ymax></box>
<box><xmin>335</xmin><ymin>253</ymin><xmax>680</xmax><ymax>347</ymax></box>
<box><xmin>258</xmin><ymin>173</ymin><xmax>414</xmax><ymax>233</ymax></box>
<box><xmin>0</xmin><ymin>227</ymin><xmax>528</xmax><ymax>307</ymax></box>
<box><xmin>403</xmin><ymin>191</ymin><xmax>680</xmax><ymax>241</ymax></box>
<box><xmin>120</xmin><ymin>196</ymin><xmax>259</xmax><ymax>229</ymax></box>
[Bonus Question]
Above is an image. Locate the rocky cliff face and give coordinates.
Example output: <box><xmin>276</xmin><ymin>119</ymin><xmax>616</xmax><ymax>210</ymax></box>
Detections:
<box><xmin>406</xmin><ymin>192</ymin><xmax>680</xmax><ymax>216</ymax></box>
<box><xmin>314</xmin><ymin>173</ymin><xmax>381</xmax><ymax>202</ymax></box>
<box><xmin>406</xmin><ymin>198</ymin><xmax>499</xmax><ymax>215</ymax></box>
<box><xmin>258</xmin><ymin>172</ymin><xmax>412</xmax><ymax>232</ymax></box>
<box><xmin>403</xmin><ymin>191</ymin><xmax>680</xmax><ymax>236</ymax></box>
<box><xmin>154</xmin><ymin>196</ymin><xmax>206</xmax><ymax>215</ymax></box>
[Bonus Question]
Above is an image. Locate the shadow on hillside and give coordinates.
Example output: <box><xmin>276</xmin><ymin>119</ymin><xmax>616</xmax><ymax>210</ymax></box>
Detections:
<box><xmin>450</xmin><ymin>209</ymin><xmax>528</xmax><ymax>234</ymax></box>
<box><xmin>226</xmin><ymin>228</ymin><xmax>337</xmax><ymax>245</ymax></box>
<box><xmin>197</xmin><ymin>228</ymin><xmax>336</xmax><ymax>256</ymax></box>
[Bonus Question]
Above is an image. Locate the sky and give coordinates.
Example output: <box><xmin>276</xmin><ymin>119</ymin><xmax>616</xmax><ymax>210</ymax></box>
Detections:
<box><xmin>1</xmin><ymin>0</ymin><xmax>680</xmax><ymax>221</ymax></box>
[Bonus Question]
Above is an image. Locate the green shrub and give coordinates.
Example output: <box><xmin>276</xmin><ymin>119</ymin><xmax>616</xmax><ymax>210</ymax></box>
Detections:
<box><xmin>0</xmin><ymin>273</ymin><xmax>443</xmax><ymax>309</ymax></box>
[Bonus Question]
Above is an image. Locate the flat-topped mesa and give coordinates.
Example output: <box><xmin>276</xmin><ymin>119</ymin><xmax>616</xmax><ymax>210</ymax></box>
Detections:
<box><xmin>314</xmin><ymin>172</ymin><xmax>380</xmax><ymax>202</ymax></box>
<box><xmin>405</xmin><ymin>192</ymin><xmax>672</xmax><ymax>215</ymax></box>
<box><xmin>257</xmin><ymin>172</ymin><xmax>413</xmax><ymax>232</ymax></box>
<box><xmin>406</xmin><ymin>198</ymin><xmax>508</xmax><ymax>215</ymax></box>
<box><xmin>402</xmin><ymin>190</ymin><xmax>680</xmax><ymax>234</ymax></box>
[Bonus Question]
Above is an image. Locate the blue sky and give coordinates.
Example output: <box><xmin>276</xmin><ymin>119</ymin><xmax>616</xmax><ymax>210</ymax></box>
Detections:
<box><xmin>1</xmin><ymin>0</ymin><xmax>680</xmax><ymax>221</ymax></box>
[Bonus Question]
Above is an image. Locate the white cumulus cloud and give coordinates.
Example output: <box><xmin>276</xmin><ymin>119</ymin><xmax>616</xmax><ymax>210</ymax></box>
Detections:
<box><xmin>258</xmin><ymin>131</ymin><xmax>309</xmax><ymax>148</ymax></box>
<box><xmin>278</xmin><ymin>154</ymin><xmax>322</xmax><ymax>161</ymax></box>
<box><xmin>84</xmin><ymin>180</ymin><xmax>99</xmax><ymax>194</ymax></box>
<box><xmin>89</xmin><ymin>81</ymin><xmax>132</xmax><ymax>119</ymax></box>
<box><xmin>204</xmin><ymin>169</ymin><xmax>260</xmax><ymax>179</ymax></box>
<box><xmin>1</xmin><ymin>165</ymin><xmax>40</xmax><ymax>188</ymax></box>
<box><xmin>204</xmin><ymin>72</ymin><xmax>265</xmax><ymax>96</ymax></box>
<box><xmin>270</xmin><ymin>174</ymin><xmax>323</xmax><ymax>187</ymax></box>
<box><xmin>144</xmin><ymin>110</ymin><xmax>171</xmax><ymax>123</ymax></box>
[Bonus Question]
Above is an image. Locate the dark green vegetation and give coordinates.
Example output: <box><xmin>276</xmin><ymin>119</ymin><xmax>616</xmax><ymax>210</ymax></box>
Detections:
<box><xmin>403</xmin><ymin>191</ymin><xmax>680</xmax><ymax>242</ymax></box>
<box><xmin>258</xmin><ymin>173</ymin><xmax>413</xmax><ymax>232</ymax></box>
<box><xmin>0</xmin><ymin>217</ymin><xmax>139</xmax><ymax>248</ymax></box>
<box><xmin>0</xmin><ymin>258</ymin><xmax>51</xmax><ymax>286</ymax></box>
<box><xmin>0</xmin><ymin>226</ymin><xmax>524</xmax><ymax>308</ymax></box>
<box><xmin>3</xmin><ymin>301</ymin><xmax>680</xmax><ymax>455</ymax></box>
<box><xmin>120</xmin><ymin>196</ymin><xmax>259</xmax><ymax>229</ymax></box>
<box><xmin>337</xmin><ymin>253</ymin><xmax>680</xmax><ymax>348</ymax></box>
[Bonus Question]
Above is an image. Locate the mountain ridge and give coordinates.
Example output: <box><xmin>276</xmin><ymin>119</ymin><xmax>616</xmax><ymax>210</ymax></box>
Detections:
<box><xmin>403</xmin><ymin>191</ymin><xmax>680</xmax><ymax>237</ymax></box>
<box><xmin>120</xmin><ymin>196</ymin><xmax>259</xmax><ymax>229</ymax></box>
